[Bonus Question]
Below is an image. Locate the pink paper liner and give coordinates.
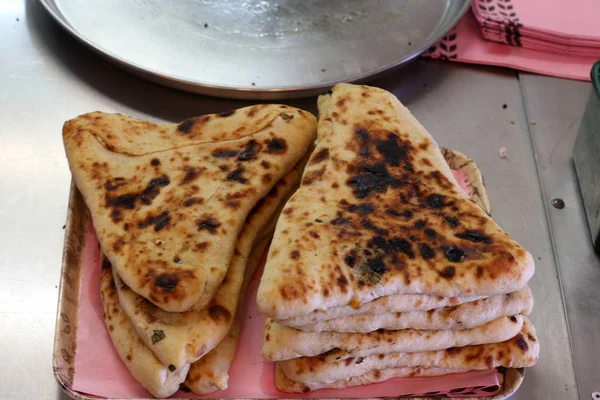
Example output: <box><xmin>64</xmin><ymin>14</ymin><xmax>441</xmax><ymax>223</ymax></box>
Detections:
<box><xmin>72</xmin><ymin>171</ymin><xmax>500</xmax><ymax>399</ymax></box>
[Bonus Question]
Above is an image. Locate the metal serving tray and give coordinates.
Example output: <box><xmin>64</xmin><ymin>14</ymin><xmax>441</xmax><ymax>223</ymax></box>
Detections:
<box><xmin>53</xmin><ymin>148</ymin><xmax>528</xmax><ymax>400</ymax></box>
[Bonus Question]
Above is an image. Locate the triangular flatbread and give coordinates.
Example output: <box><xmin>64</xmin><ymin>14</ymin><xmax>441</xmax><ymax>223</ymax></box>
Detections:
<box><xmin>257</xmin><ymin>83</ymin><xmax>534</xmax><ymax>320</ymax></box>
<box><xmin>277</xmin><ymin>365</ymin><xmax>527</xmax><ymax>400</ymax></box>
<box><xmin>64</xmin><ymin>106</ymin><xmax>316</xmax><ymax>312</ymax></box>
<box><xmin>275</xmin><ymin>363</ymin><xmax>470</xmax><ymax>393</ymax></box>
<box><xmin>262</xmin><ymin>315</ymin><xmax>525</xmax><ymax>361</ymax></box>
<box><xmin>279</xmin><ymin>317</ymin><xmax>539</xmax><ymax>384</ymax></box>
<box><xmin>293</xmin><ymin>286</ymin><xmax>533</xmax><ymax>333</ymax></box>
<box><xmin>114</xmin><ymin>157</ymin><xmax>307</xmax><ymax>370</ymax></box>
<box><xmin>185</xmin><ymin>236</ymin><xmax>271</xmax><ymax>394</ymax></box>
<box><xmin>276</xmin><ymin>292</ymin><xmax>485</xmax><ymax>327</ymax></box>
<box><xmin>99</xmin><ymin>257</ymin><xmax>189</xmax><ymax>398</ymax></box>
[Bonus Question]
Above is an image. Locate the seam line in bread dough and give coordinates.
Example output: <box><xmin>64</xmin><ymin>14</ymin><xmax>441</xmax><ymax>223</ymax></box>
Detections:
<box><xmin>88</xmin><ymin>113</ymin><xmax>283</xmax><ymax>157</ymax></box>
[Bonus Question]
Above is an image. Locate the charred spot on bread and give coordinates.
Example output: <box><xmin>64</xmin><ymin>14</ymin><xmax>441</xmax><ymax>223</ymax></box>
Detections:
<box><xmin>414</xmin><ymin>220</ymin><xmax>426</xmax><ymax>229</ymax></box>
<box><xmin>105</xmin><ymin>177</ymin><xmax>127</xmax><ymax>191</ymax></box>
<box><xmin>111</xmin><ymin>209</ymin><xmax>122</xmax><ymax>222</ymax></box>
<box><xmin>183</xmin><ymin>197</ymin><xmax>202</xmax><ymax>207</ymax></box>
<box><xmin>177</xmin><ymin>119</ymin><xmax>195</xmax><ymax>133</ymax></box>
<box><xmin>267</xmin><ymin>138</ymin><xmax>287</xmax><ymax>154</ymax></box>
<box><xmin>439</xmin><ymin>266</ymin><xmax>456</xmax><ymax>279</ymax></box>
<box><xmin>456</xmin><ymin>230</ymin><xmax>493</xmax><ymax>244</ymax></box>
<box><xmin>419</xmin><ymin>243</ymin><xmax>436</xmax><ymax>260</ymax></box>
<box><xmin>348</xmin><ymin>203</ymin><xmax>375</xmax><ymax>215</ymax></box>
<box><xmin>208</xmin><ymin>305</ymin><xmax>231</xmax><ymax>322</ymax></box>
<box><xmin>331</xmin><ymin>217</ymin><xmax>350</xmax><ymax>226</ymax></box>
<box><xmin>181</xmin><ymin>167</ymin><xmax>202</xmax><ymax>185</ymax></box>
<box><xmin>137</xmin><ymin>211</ymin><xmax>171</xmax><ymax>231</ymax></box>
<box><xmin>302</xmin><ymin>167</ymin><xmax>325</xmax><ymax>185</ymax></box>
<box><xmin>424</xmin><ymin>194</ymin><xmax>446</xmax><ymax>209</ymax></box>
<box><xmin>361</xmin><ymin>219</ymin><xmax>388</xmax><ymax>236</ymax></box>
<box><xmin>375</xmin><ymin>132</ymin><xmax>410</xmax><ymax>166</ymax></box>
<box><xmin>238</xmin><ymin>140</ymin><xmax>258</xmax><ymax>161</ymax></box>
<box><xmin>106</xmin><ymin>175</ymin><xmax>170</xmax><ymax>210</ymax></box>
<box><xmin>424</xmin><ymin>228</ymin><xmax>437</xmax><ymax>238</ymax></box>
<box><xmin>347</xmin><ymin>163</ymin><xmax>400</xmax><ymax>199</ymax></box>
<box><xmin>155</xmin><ymin>273</ymin><xmax>179</xmax><ymax>293</ymax></box>
<box><xmin>311</xmin><ymin>148</ymin><xmax>330</xmax><ymax>164</ymax></box>
<box><xmin>197</xmin><ymin>217</ymin><xmax>220</xmax><ymax>233</ymax></box>
<box><xmin>515</xmin><ymin>334</ymin><xmax>529</xmax><ymax>351</ymax></box>
<box><xmin>444</xmin><ymin>215</ymin><xmax>459</xmax><ymax>228</ymax></box>
<box><xmin>443</xmin><ymin>246</ymin><xmax>465</xmax><ymax>262</ymax></box>
<box><xmin>227</xmin><ymin>168</ymin><xmax>248</xmax><ymax>184</ymax></box>
<box><xmin>477</xmin><ymin>266</ymin><xmax>485</xmax><ymax>278</ymax></box>
<box><xmin>344</xmin><ymin>250</ymin><xmax>357</xmax><ymax>267</ymax></box>
<box><xmin>212</xmin><ymin>149</ymin><xmax>239</xmax><ymax>158</ymax></box>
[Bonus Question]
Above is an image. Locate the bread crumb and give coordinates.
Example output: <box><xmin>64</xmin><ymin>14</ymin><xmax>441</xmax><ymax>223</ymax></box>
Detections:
<box><xmin>498</xmin><ymin>147</ymin><xmax>509</xmax><ymax>160</ymax></box>
<box><xmin>530</xmin><ymin>120</ymin><xmax>536</xmax><ymax>125</ymax></box>
<box><xmin>155</xmin><ymin>239</ymin><xmax>163</xmax><ymax>246</ymax></box>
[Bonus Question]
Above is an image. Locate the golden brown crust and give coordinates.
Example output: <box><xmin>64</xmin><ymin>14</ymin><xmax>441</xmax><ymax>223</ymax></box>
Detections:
<box><xmin>113</xmin><ymin>155</ymin><xmax>310</xmax><ymax>369</ymax></box>
<box><xmin>99</xmin><ymin>257</ymin><xmax>190</xmax><ymax>398</ymax></box>
<box><xmin>64</xmin><ymin>107</ymin><xmax>316</xmax><ymax>312</ymax></box>
<box><xmin>278</xmin><ymin>317</ymin><xmax>539</xmax><ymax>384</ymax></box>
<box><xmin>258</xmin><ymin>84</ymin><xmax>534</xmax><ymax>320</ymax></box>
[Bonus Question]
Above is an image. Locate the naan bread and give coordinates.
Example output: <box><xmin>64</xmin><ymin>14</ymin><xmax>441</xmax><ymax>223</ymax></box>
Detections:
<box><xmin>279</xmin><ymin>317</ymin><xmax>539</xmax><ymax>384</ymax></box>
<box><xmin>275</xmin><ymin>363</ymin><xmax>470</xmax><ymax>392</ymax></box>
<box><xmin>276</xmin><ymin>293</ymin><xmax>485</xmax><ymax>327</ymax></box>
<box><xmin>64</xmin><ymin>107</ymin><xmax>316</xmax><ymax>312</ymax></box>
<box><xmin>262</xmin><ymin>315</ymin><xmax>525</xmax><ymax>361</ymax></box>
<box><xmin>257</xmin><ymin>84</ymin><xmax>534</xmax><ymax>320</ymax></box>
<box><xmin>99</xmin><ymin>257</ymin><xmax>189</xmax><ymax>398</ymax></box>
<box><xmin>294</xmin><ymin>286</ymin><xmax>533</xmax><ymax>333</ymax></box>
<box><xmin>114</xmin><ymin>157</ymin><xmax>307</xmax><ymax>369</ymax></box>
<box><xmin>279</xmin><ymin>365</ymin><xmax>526</xmax><ymax>400</ymax></box>
<box><xmin>185</xmin><ymin>236</ymin><xmax>271</xmax><ymax>394</ymax></box>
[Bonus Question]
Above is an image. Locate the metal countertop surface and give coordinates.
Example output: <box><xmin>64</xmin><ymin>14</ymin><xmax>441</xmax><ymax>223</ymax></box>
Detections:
<box><xmin>0</xmin><ymin>1</ymin><xmax>598</xmax><ymax>399</ymax></box>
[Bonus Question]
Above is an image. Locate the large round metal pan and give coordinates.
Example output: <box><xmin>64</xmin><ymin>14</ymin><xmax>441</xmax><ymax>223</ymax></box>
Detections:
<box><xmin>40</xmin><ymin>0</ymin><xmax>470</xmax><ymax>99</ymax></box>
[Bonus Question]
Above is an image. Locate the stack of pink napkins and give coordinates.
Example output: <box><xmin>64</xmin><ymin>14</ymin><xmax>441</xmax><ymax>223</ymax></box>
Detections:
<box><xmin>424</xmin><ymin>0</ymin><xmax>599</xmax><ymax>81</ymax></box>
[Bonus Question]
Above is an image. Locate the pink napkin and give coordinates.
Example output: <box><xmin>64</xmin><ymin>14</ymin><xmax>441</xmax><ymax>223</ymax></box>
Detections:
<box><xmin>472</xmin><ymin>0</ymin><xmax>600</xmax><ymax>46</ymax></box>
<box><xmin>423</xmin><ymin>11</ymin><xmax>597</xmax><ymax>81</ymax></box>
<box><xmin>71</xmin><ymin>170</ymin><xmax>502</xmax><ymax>399</ymax></box>
<box><xmin>468</xmin><ymin>0</ymin><xmax>600</xmax><ymax>59</ymax></box>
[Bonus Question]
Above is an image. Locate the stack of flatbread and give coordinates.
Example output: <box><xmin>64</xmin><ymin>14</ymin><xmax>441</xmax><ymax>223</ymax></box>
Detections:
<box><xmin>63</xmin><ymin>106</ymin><xmax>317</xmax><ymax>397</ymax></box>
<box><xmin>257</xmin><ymin>84</ymin><xmax>539</xmax><ymax>396</ymax></box>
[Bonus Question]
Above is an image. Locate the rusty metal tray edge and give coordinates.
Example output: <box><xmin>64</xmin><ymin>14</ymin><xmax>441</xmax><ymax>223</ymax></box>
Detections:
<box><xmin>52</xmin><ymin>149</ymin><xmax>525</xmax><ymax>400</ymax></box>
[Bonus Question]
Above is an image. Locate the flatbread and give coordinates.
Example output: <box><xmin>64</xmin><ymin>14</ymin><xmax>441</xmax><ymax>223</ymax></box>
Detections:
<box><xmin>257</xmin><ymin>83</ymin><xmax>534</xmax><ymax>320</ymax></box>
<box><xmin>279</xmin><ymin>317</ymin><xmax>539</xmax><ymax>384</ymax></box>
<box><xmin>64</xmin><ymin>107</ymin><xmax>316</xmax><ymax>312</ymax></box>
<box><xmin>278</xmin><ymin>365</ymin><xmax>525</xmax><ymax>400</ymax></box>
<box><xmin>276</xmin><ymin>293</ymin><xmax>485</xmax><ymax>327</ymax></box>
<box><xmin>275</xmin><ymin>363</ymin><xmax>470</xmax><ymax>392</ymax></box>
<box><xmin>185</xmin><ymin>236</ymin><xmax>271</xmax><ymax>394</ymax></box>
<box><xmin>294</xmin><ymin>286</ymin><xmax>533</xmax><ymax>333</ymax></box>
<box><xmin>114</xmin><ymin>157</ymin><xmax>307</xmax><ymax>370</ymax></box>
<box><xmin>99</xmin><ymin>257</ymin><xmax>190</xmax><ymax>398</ymax></box>
<box><xmin>262</xmin><ymin>315</ymin><xmax>525</xmax><ymax>361</ymax></box>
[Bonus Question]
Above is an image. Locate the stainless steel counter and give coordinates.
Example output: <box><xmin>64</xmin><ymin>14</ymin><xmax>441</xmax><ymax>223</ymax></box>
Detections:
<box><xmin>0</xmin><ymin>1</ymin><xmax>597</xmax><ymax>399</ymax></box>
